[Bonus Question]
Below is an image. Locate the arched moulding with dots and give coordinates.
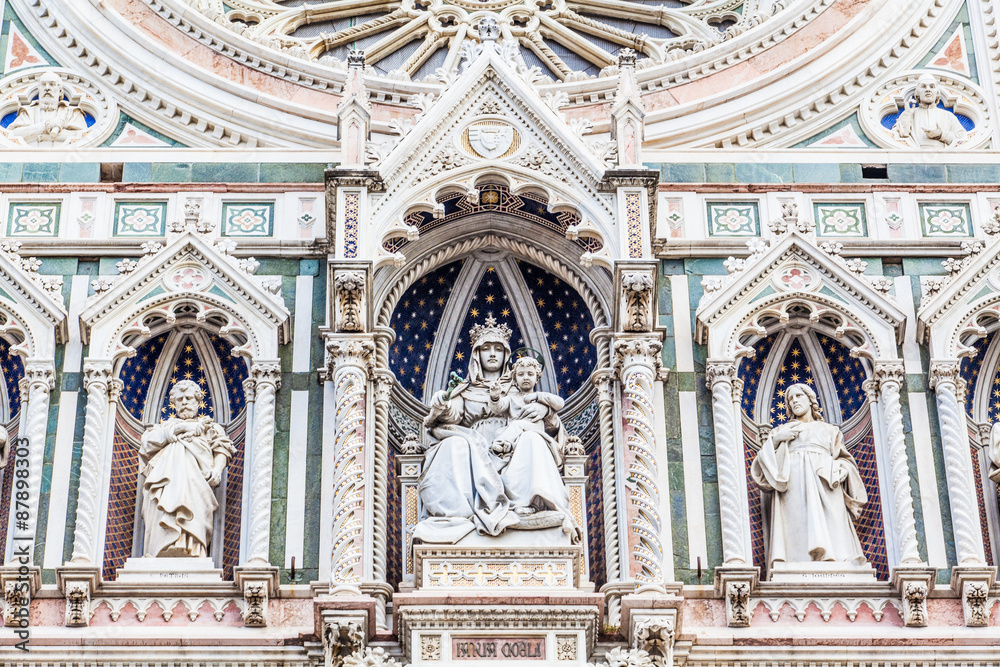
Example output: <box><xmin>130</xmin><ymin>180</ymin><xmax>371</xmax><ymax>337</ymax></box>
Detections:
<box><xmin>0</xmin><ymin>308</ymin><xmax>33</xmax><ymax>361</ymax></box>
<box><xmin>0</xmin><ymin>67</ymin><xmax>118</xmax><ymax>148</ymax></box>
<box><xmin>183</xmin><ymin>0</ymin><xmax>790</xmax><ymax>82</ymax></box>
<box><xmin>859</xmin><ymin>69</ymin><xmax>993</xmax><ymax>150</ymax></box>
<box><xmin>378</xmin><ymin>181</ymin><xmax>605</xmax><ymax>268</ymax></box>
<box><xmin>111</xmin><ymin>299</ymin><xmax>255</xmax><ymax>365</ymax></box>
<box><xmin>733</xmin><ymin>297</ymin><xmax>880</xmax><ymax>364</ymax></box>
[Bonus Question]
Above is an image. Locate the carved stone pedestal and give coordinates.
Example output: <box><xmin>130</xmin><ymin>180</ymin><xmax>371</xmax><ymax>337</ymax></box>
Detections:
<box><xmin>950</xmin><ymin>566</ymin><xmax>997</xmax><ymax>627</ymax></box>
<box><xmin>891</xmin><ymin>566</ymin><xmax>936</xmax><ymax>627</ymax></box>
<box><xmin>714</xmin><ymin>566</ymin><xmax>759</xmax><ymax>627</ymax></box>
<box><xmin>117</xmin><ymin>557</ymin><xmax>224</xmax><ymax>584</ymax></box>
<box><xmin>396</xmin><ymin>545</ymin><xmax>602</xmax><ymax>664</ymax></box>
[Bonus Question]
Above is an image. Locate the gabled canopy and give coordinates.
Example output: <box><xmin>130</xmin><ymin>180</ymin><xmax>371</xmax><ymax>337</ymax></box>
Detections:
<box><xmin>81</xmin><ymin>231</ymin><xmax>290</xmax><ymax>361</ymax></box>
<box><xmin>0</xmin><ymin>248</ymin><xmax>67</xmax><ymax>358</ymax></box>
<box><xmin>917</xmin><ymin>240</ymin><xmax>1000</xmax><ymax>359</ymax></box>
<box><xmin>696</xmin><ymin>231</ymin><xmax>905</xmax><ymax>360</ymax></box>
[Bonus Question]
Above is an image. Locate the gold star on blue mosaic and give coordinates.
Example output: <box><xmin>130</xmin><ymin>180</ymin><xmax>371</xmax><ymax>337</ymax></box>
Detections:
<box><xmin>390</xmin><ymin>260</ymin><xmax>464</xmax><ymax>397</ymax></box>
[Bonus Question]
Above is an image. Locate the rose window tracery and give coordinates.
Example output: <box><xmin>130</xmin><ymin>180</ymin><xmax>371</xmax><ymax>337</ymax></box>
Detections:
<box><xmin>206</xmin><ymin>0</ymin><xmax>784</xmax><ymax>80</ymax></box>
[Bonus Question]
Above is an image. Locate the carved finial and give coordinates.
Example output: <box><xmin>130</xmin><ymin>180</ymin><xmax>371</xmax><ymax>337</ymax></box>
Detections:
<box><xmin>347</xmin><ymin>50</ymin><xmax>365</xmax><ymax>68</ymax></box>
<box><xmin>478</xmin><ymin>16</ymin><xmax>500</xmax><ymax>42</ymax></box>
<box><xmin>618</xmin><ymin>47</ymin><xmax>637</xmax><ymax>69</ymax></box>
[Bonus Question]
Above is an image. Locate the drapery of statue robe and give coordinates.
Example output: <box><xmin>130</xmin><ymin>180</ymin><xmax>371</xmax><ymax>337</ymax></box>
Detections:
<box><xmin>750</xmin><ymin>420</ymin><xmax>868</xmax><ymax>568</ymax></box>
<box><xmin>414</xmin><ymin>386</ymin><xmax>519</xmax><ymax>543</ymax></box>
<box><xmin>139</xmin><ymin>416</ymin><xmax>234</xmax><ymax>558</ymax></box>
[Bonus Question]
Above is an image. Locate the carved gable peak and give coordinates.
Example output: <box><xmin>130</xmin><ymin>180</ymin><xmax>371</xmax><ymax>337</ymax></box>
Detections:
<box><xmin>80</xmin><ymin>230</ymin><xmax>290</xmax><ymax>345</ymax></box>
<box><xmin>0</xmin><ymin>241</ymin><xmax>68</xmax><ymax>346</ymax></box>
<box><xmin>369</xmin><ymin>39</ymin><xmax>612</xmax><ymax>212</ymax></box>
<box><xmin>916</xmin><ymin>234</ymin><xmax>1000</xmax><ymax>346</ymax></box>
<box><xmin>696</xmin><ymin>229</ymin><xmax>905</xmax><ymax>345</ymax></box>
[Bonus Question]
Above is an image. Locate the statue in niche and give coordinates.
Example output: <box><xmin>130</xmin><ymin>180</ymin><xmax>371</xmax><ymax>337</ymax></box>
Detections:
<box><xmin>750</xmin><ymin>383</ymin><xmax>869</xmax><ymax>571</ymax></box>
<box><xmin>0</xmin><ymin>425</ymin><xmax>8</xmax><ymax>468</ymax></box>
<box><xmin>893</xmin><ymin>73</ymin><xmax>966</xmax><ymax>148</ymax></box>
<box><xmin>413</xmin><ymin>316</ymin><xmax>579</xmax><ymax>544</ymax></box>
<box><xmin>987</xmin><ymin>423</ymin><xmax>1000</xmax><ymax>485</ymax></box>
<box><xmin>6</xmin><ymin>72</ymin><xmax>90</xmax><ymax>147</ymax></box>
<box><xmin>139</xmin><ymin>380</ymin><xmax>234</xmax><ymax>558</ymax></box>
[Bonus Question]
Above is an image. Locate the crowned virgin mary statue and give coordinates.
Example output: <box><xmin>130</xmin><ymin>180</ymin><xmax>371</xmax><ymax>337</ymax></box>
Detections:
<box><xmin>413</xmin><ymin>316</ymin><xmax>579</xmax><ymax>545</ymax></box>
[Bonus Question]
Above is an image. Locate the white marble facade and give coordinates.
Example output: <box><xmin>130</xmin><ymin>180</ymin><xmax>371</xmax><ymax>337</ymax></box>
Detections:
<box><xmin>1</xmin><ymin>0</ymin><xmax>1000</xmax><ymax>665</ymax></box>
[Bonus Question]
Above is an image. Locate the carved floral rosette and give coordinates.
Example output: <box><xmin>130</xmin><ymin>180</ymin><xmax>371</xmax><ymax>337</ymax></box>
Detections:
<box><xmin>859</xmin><ymin>70</ymin><xmax>992</xmax><ymax>150</ymax></box>
<box><xmin>0</xmin><ymin>68</ymin><xmax>119</xmax><ymax>148</ymax></box>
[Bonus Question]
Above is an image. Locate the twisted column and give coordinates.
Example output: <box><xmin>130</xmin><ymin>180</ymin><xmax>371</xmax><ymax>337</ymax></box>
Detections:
<box><xmin>929</xmin><ymin>362</ymin><xmax>986</xmax><ymax>565</ymax></box>
<box><xmin>17</xmin><ymin>362</ymin><xmax>54</xmax><ymax>562</ymax></box>
<box><xmin>872</xmin><ymin>363</ymin><xmax>922</xmax><ymax>565</ymax></box>
<box><xmin>706</xmin><ymin>361</ymin><xmax>749</xmax><ymax>566</ymax></box>
<box><xmin>245</xmin><ymin>361</ymin><xmax>281</xmax><ymax>565</ymax></box>
<box><xmin>69</xmin><ymin>362</ymin><xmax>112</xmax><ymax>564</ymax></box>
<box><xmin>616</xmin><ymin>337</ymin><xmax>665</xmax><ymax>589</ymax></box>
<box><xmin>371</xmin><ymin>372</ymin><xmax>392</xmax><ymax>585</ymax></box>
<box><xmin>327</xmin><ymin>340</ymin><xmax>373</xmax><ymax>594</ymax></box>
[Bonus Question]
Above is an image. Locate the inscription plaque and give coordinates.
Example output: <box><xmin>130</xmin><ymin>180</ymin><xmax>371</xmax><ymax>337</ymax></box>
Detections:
<box><xmin>452</xmin><ymin>637</ymin><xmax>545</xmax><ymax>660</ymax></box>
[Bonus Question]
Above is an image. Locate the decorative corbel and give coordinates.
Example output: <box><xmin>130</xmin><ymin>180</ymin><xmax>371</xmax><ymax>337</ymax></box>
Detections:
<box><xmin>334</xmin><ymin>270</ymin><xmax>367</xmax><ymax>332</ymax></box>
<box><xmin>632</xmin><ymin>610</ymin><xmax>676</xmax><ymax>667</ymax></box>
<box><xmin>714</xmin><ymin>566</ymin><xmax>758</xmax><ymax>627</ymax></box>
<box><xmin>951</xmin><ymin>567</ymin><xmax>996</xmax><ymax>627</ymax></box>
<box><xmin>56</xmin><ymin>566</ymin><xmax>99</xmax><ymax>628</ymax></box>
<box><xmin>891</xmin><ymin>566</ymin><xmax>935</xmax><ymax>627</ymax></box>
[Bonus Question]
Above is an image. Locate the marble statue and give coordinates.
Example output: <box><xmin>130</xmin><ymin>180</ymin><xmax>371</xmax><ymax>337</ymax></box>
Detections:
<box><xmin>139</xmin><ymin>380</ymin><xmax>234</xmax><ymax>558</ymax></box>
<box><xmin>7</xmin><ymin>72</ymin><xmax>90</xmax><ymax>147</ymax></box>
<box><xmin>750</xmin><ymin>383</ymin><xmax>868</xmax><ymax>570</ymax></box>
<box><xmin>894</xmin><ymin>73</ymin><xmax>966</xmax><ymax>148</ymax></box>
<box><xmin>987</xmin><ymin>422</ymin><xmax>1000</xmax><ymax>485</ymax></box>
<box><xmin>0</xmin><ymin>425</ymin><xmax>8</xmax><ymax>469</ymax></box>
<box><xmin>413</xmin><ymin>317</ymin><xmax>579</xmax><ymax>544</ymax></box>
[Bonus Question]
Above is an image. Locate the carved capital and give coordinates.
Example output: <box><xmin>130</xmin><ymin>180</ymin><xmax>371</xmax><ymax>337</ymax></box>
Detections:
<box><xmin>323</xmin><ymin>619</ymin><xmax>366</xmax><ymax>667</ymax></box>
<box><xmin>335</xmin><ymin>271</ymin><xmax>367</xmax><ymax>333</ymax></box>
<box><xmin>326</xmin><ymin>338</ymin><xmax>375</xmax><ymax>377</ymax></box>
<box><xmin>621</xmin><ymin>271</ymin><xmax>655</xmax><ymax>332</ymax></box>
<box><xmin>21</xmin><ymin>363</ymin><xmax>54</xmax><ymax>394</ymax></box>
<box><xmin>82</xmin><ymin>361</ymin><xmax>113</xmax><ymax>391</ymax></box>
<box><xmin>343</xmin><ymin>647</ymin><xmax>400</xmax><ymax>667</ymax></box>
<box><xmin>592</xmin><ymin>369</ymin><xmax>615</xmax><ymax>405</ymax></box>
<box><xmin>242</xmin><ymin>581</ymin><xmax>268</xmax><ymax>627</ymax></box>
<box><xmin>251</xmin><ymin>361</ymin><xmax>282</xmax><ymax>390</ymax></box>
<box><xmin>928</xmin><ymin>361</ymin><xmax>962</xmax><ymax>392</ymax></box>
<box><xmin>373</xmin><ymin>372</ymin><xmax>394</xmax><ymax>404</ymax></box>
<box><xmin>64</xmin><ymin>581</ymin><xmax>90</xmax><ymax>627</ymax></box>
<box><xmin>614</xmin><ymin>337</ymin><xmax>662</xmax><ymax>377</ymax></box>
<box><xmin>243</xmin><ymin>377</ymin><xmax>256</xmax><ymax>403</ymax></box>
<box><xmin>873</xmin><ymin>362</ymin><xmax>905</xmax><ymax>390</ymax></box>
<box><xmin>862</xmin><ymin>378</ymin><xmax>879</xmax><ymax>404</ymax></box>
<box><xmin>107</xmin><ymin>379</ymin><xmax>124</xmax><ymax>404</ymax></box>
<box><xmin>598</xmin><ymin>647</ymin><xmax>656</xmax><ymax>667</ymax></box>
<box><xmin>705</xmin><ymin>360</ymin><xmax>737</xmax><ymax>390</ymax></box>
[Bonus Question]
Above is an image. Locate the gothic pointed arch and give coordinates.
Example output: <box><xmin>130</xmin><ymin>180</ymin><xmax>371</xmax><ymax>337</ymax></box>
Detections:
<box><xmin>68</xmin><ymin>226</ymin><xmax>290</xmax><ymax>581</ymax></box>
<box><xmin>917</xmin><ymin>234</ymin><xmax>1000</xmax><ymax>568</ymax></box>
<box><xmin>696</xmin><ymin>227</ymin><xmax>922</xmax><ymax>582</ymax></box>
<box><xmin>0</xmin><ymin>243</ymin><xmax>66</xmax><ymax>562</ymax></box>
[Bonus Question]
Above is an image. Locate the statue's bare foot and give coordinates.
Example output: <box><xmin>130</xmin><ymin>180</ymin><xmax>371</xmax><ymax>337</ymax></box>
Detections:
<box><xmin>514</xmin><ymin>506</ymin><xmax>536</xmax><ymax>517</ymax></box>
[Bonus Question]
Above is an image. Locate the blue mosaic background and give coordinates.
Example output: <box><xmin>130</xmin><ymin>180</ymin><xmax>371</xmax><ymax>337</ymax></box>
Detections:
<box><xmin>448</xmin><ymin>267</ymin><xmax>526</xmax><ymax>383</ymax></box>
<box><xmin>390</xmin><ymin>261</ymin><xmax>464</xmax><ymax>397</ymax></box>
<box><xmin>389</xmin><ymin>259</ymin><xmax>597</xmax><ymax>400</ymax></box>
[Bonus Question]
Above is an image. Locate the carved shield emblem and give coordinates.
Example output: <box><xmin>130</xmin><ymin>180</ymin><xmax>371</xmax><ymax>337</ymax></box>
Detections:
<box><xmin>467</xmin><ymin>122</ymin><xmax>516</xmax><ymax>158</ymax></box>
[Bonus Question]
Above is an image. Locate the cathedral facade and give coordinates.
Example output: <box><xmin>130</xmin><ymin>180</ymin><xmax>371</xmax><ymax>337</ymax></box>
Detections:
<box><xmin>0</xmin><ymin>0</ymin><xmax>999</xmax><ymax>664</ymax></box>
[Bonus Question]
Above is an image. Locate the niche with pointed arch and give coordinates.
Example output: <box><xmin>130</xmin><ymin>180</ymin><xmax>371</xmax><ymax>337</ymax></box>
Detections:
<box><xmin>737</xmin><ymin>326</ymin><xmax>890</xmax><ymax>580</ymax></box>
<box><xmin>103</xmin><ymin>310</ymin><xmax>250</xmax><ymax>580</ymax></box>
<box><xmin>384</xmin><ymin>252</ymin><xmax>606</xmax><ymax>590</ymax></box>
<box><xmin>0</xmin><ymin>331</ymin><xmax>24</xmax><ymax>553</ymax></box>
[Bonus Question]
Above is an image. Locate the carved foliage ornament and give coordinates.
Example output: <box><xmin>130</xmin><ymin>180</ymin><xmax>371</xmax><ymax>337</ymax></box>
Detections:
<box><xmin>621</xmin><ymin>272</ymin><xmax>655</xmax><ymax>332</ymax></box>
<box><xmin>64</xmin><ymin>581</ymin><xmax>90</xmax><ymax>627</ymax></box>
<box><xmin>324</xmin><ymin>620</ymin><xmax>365</xmax><ymax>667</ymax></box>
<box><xmin>0</xmin><ymin>69</ymin><xmax>118</xmax><ymax>148</ymax></box>
<box><xmin>335</xmin><ymin>271</ymin><xmax>367</xmax><ymax>332</ymax></box>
